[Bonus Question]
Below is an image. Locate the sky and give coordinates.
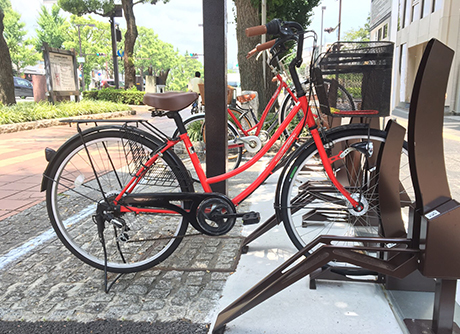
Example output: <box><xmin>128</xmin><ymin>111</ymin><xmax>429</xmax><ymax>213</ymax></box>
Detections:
<box><xmin>12</xmin><ymin>0</ymin><xmax>370</xmax><ymax>69</ymax></box>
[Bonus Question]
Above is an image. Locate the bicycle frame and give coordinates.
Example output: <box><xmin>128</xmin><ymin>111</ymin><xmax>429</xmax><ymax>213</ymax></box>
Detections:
<box><xmin>115</xmin><ymin>92</ymin><xmax>360</xmax><ymax>215</ymax></box>
<box><xmin>228</xmin><ymin>73</ymin><xmax>295</xmax><ymax>137</ymax></box>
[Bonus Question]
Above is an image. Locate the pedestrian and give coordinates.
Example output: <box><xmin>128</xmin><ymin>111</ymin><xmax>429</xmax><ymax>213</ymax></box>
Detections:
<box><xmin>188</xmin><ymin>71</ymin><xmax>204</xmax><ymax>113</ymax></box>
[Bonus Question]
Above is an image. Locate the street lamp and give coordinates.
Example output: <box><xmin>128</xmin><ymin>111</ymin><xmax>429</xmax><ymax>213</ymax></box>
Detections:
<box><xmin>75</xmin><ymin>24</ymin><xmax>95</xmax><ymax>91</ymax></box>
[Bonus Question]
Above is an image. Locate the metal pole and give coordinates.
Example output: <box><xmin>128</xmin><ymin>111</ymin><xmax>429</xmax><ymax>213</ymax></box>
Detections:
<box><xmin>338</xmin><ymin>0</ymin><xmax>342</xmax><ymax>41</ymax></box>
<box><xmin>77</xmin><ymin>25</ymin><xmax>85</xmax><ymax>91</ymax></box>
<box><xmin>203</xmin><ymin>0</ymin><xmax>228</xmax><ymax>194</ymax></box>
<box><xmin>110</xmin><ymin>17</ymin><xmax>119</xmax><ymax>89</ymax></box>
<box><xmin>262</xmin><ymin>0</ymin><xmax>266</xmax><ymax>88</ymax></box>
<box><xmin>320</xmin><ymin>6</ymin><xmax>326</xmax><ymax>53</ymax></box>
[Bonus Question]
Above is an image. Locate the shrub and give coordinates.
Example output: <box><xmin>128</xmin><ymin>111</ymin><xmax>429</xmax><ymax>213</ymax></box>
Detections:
<box><xmin>83</xmin><ymin>87</ymin><xmax>145</xmax><ymax>105</ymax></box>
<box><xmin>0</xmin><ymin>100</ymin><xmax>129</xmax><ymax>125</ymax></box>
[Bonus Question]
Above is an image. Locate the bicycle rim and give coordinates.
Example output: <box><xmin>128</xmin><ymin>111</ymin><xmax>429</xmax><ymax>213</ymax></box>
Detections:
<box><xmin>281</xmin><ymin>126</ymin><xmax>412</xmax><ymax>254</ymax></box>
<box><xmin>46</xmin><ymin>129</ymin><xmax>192</xmax><ymax>273</ymax></box>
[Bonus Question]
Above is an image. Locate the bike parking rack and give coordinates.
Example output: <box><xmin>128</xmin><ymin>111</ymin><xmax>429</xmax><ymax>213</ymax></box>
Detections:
<box><xmin>213</xmin><ymin>38</ymin><xmax>459</xmax><ymax>334</ymax></box>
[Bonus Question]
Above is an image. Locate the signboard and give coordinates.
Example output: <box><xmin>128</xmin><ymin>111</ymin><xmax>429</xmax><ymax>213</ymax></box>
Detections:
<box><xmin>49</xmin><ymin>53</ymin><xmax>77</xmax><ymax>91</ymax></box>
<box><xmin>77</xmin><ymin>56</ymin><xmax>85</xmax><ymax>63</ymax></box>
<box><xmin>43</xmin><ymin>43</ymin><xmax>80</xmax><ymax>102</ymax></box>
<box><xmin>370</xmin><ymin>0</ymin><xmax>392</xmax><ymax>28</ymax></box>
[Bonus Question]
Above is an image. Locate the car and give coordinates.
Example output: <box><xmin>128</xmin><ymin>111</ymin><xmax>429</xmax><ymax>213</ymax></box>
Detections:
<box><xmin>14</xmin><ymin>77</ymin><xmax>33</xmax><ymax>99</ymax></box>
<box><xmin>101</xmin><ymin>79</ymin><xmax>124</xmax><ymax>89</ymax></box>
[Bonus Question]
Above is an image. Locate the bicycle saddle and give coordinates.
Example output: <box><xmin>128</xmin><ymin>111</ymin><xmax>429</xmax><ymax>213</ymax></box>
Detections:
<box><xmin>143</xmin><ymin>92</ymin><xmax>198</xmax><ymax>112</ymax></box>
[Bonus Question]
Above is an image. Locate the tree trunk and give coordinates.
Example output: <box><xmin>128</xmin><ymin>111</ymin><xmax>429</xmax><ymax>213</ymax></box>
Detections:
<box><xmin>122</xmin><ymin>0</ymin><xmax>138</xmax><ymax>89</ymax></box>
<box><xmin>234</xmin><ymin>0</ymin><xmax>276</xmax><ymax>112</ymax></box>
<box><xmin>0</xmin><ymin>10</ymin><xmax>16</xmax><ymax>105</ymax></box>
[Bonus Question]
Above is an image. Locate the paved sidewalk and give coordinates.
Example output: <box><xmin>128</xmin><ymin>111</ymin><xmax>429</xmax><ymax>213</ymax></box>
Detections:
<box><xmin>2</xmin><ymin>108</ymin><xmax>460</xmax><ymax>333</ymax></box>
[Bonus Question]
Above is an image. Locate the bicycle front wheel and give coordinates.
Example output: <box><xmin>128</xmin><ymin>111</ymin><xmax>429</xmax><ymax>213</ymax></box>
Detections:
<box><xmin>45</xmin><ymin>127</ymin><xmax>193</xmax><ymax>273</ymax></box>
<box><xmin>279</xmin><ymin>125</ymin><xmax>412</xmax><ymax>252</ymax></box>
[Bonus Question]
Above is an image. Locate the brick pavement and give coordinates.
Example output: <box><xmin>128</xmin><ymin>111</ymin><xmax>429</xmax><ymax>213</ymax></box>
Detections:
<box><xmin>0</xmin><ymin>107</ymin><xmax>175</xmax><ymax>221</ymax></box>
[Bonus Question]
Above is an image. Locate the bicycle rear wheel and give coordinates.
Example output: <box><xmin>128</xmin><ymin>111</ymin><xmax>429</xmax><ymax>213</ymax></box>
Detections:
<box><xmin>279</xmin><ymin>125</ymin><xmax>412</xmax><ymax>253</ymax></box>
<box><xmin>45</xmin><ymin>127</ymin><xmax>193</xmax><ymax>273</ymax></box>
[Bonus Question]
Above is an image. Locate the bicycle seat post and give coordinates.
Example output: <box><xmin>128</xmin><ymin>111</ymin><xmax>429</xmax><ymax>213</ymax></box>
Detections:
<box><xmin>167</xmin><ymin>111</ymin><xmax>187</xmax><ymax>135</ymax></box>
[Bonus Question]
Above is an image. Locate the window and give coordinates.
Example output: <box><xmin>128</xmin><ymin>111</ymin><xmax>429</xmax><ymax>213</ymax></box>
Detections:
<box><xmin>377</xmin><ymin>28</ymin><xmax>382</xmax><ymax>41</ymax></box>
<box><xmin>412</xmin><ymin>0</ymin><xmax>421</xmax><ymax>22</ymax></box>
<box><xmin>432</xmin><ymin>0</ymin><xmax>443</xmax><ymax>12</ymax></box>
<box><xmin>383</xmin><ymin>24</ymin><xmax>388</xmax><ymax>39</ymax></box>
<box><xmin>398</xmin><ymin>0</ymin><xmax>402</xmax><ymax>30</ymax></box>
<box><xmin>422</xmin><ymin>0</ymin><xmax>431</xmax><ymax>17</ymax></box>
<box><xmin>404</xmin><ymin>0</ymin><xmax>411</xmax><ymax>27</ymax></box>
<box><xmin>18</xmin><ymin>79</ymin><xmax>31</xmax><ymax>88</ymax></box>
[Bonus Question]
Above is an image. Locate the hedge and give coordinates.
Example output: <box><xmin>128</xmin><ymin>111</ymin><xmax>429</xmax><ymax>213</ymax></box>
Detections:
<box><xmin>83</xmin><ymin>87</ymin><xmax>145</xmax><ymax>105</ymax></box>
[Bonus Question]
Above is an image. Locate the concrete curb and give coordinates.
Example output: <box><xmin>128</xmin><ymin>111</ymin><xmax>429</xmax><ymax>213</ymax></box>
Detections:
<box><xmin>0</xmin><ymin>110</ymin><xmax>136</xmax><ymax>134</ymax></box>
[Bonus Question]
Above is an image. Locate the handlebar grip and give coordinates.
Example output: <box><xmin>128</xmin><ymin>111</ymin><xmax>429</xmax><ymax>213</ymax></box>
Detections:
<box><xmin>246</xmin><ymin>47</ymin><xmax>258</xmax><ymax>59</ymax></box>
<box><xmin>245</xmin><ymin>25</ymin><xmax>267</xmax><ymax>37</ymax></box>
<box><xmin>256</xmin><ymin>39</ymin><xmax>276</xmax><ymax>51</ymax></box>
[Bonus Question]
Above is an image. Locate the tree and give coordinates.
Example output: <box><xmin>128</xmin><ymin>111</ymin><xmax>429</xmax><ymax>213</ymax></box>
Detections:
<box><xmin>62</xmin><ymin>15</ymin><xmax>113</xmax><ymax>88</ymax></box>
<box><xmin>35</xmin><ymin>4</ymin><xmax>68</xmax><ymax>51</ymax></box>
<box><xmin>343</xmin><ymin>16</ymin><xmax>370</xmax><ymax>41</ymax></box>
<box><xmin>167</xmin><ymin>52</ymin><xmax>203</xmax><ymax>91</ymax></box>
<box><xmin>233</xmin><ymin>0</ymin><xmax>320</xmax><ymax>108</ymax></box>
<box><xmin>58</xmin><ymin>0</ymin><xmax>168</xmax><ymax>90</ymax></box>
<box><xmin>3</xmin><ymin>8</ymin><xmax>40</xmax><ymax>76</ymax></box>
<box><xmin>0</xmin><ymin>0</ymin><xmax>15</xmax><ymax>105</ymax></box>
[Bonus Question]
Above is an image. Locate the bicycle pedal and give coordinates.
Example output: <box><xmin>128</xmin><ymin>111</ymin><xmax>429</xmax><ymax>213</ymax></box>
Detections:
<box><xmin>242</xmin><ymin>212</ymin><xmax>260</xmax><ymax>225</ymax></box>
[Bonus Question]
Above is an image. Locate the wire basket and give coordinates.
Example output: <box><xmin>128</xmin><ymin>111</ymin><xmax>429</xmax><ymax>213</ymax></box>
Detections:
<box><xmin>314</xmin><ymin>41</ymin><xmax>394</xmax><ymax>117</ymax></box>
<box><xmin>122</xmin><ymin>129</ymin><xmax>184</xmax><ymax>188</ymax></box>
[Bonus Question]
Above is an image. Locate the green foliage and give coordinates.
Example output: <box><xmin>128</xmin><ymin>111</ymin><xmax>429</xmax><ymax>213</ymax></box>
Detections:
<box><xmin>62</xmin><ymin>15</ymin><xmax>113</xmax><ymax>88</ymax></box>
<box><xmin>83</xmin><ymin>87</ymin><xmax>145</xmax><ymax>105</ymax></box>
<box><xmin>166</xmin><ymin>52</ymin><xmax>203</xmax><ymax>91</ymax></box>
<box><xmin>0</xmin><ymin>0</ymin><xmax>11</xmax><ymax>10</ymax></box>
<box><xmin>58</xmin><ymin>0</ymin><xmax>116</xmax><ymax>17</ymax></box>
<box><xmin>0</xmin><ymin>100</ymin><xmax>129</xmax><ymax>124</ymax></box>
<box><xmin>133</xmin><ymin>27</ymin><xmax>202</xmax><ymax>92</ymax></box>
<box><xmin>248</xmin><ymin>0</ymin><xmax>321</xmax><ymax>29</ymax></box>
<box><xmin>3</xmin><ymin>8</ymin><xmax>40</xmax><ymax>75</ymax></box>
<box><xmin>343</xmin><ymin>15</ymin><xmax>370</xmax><ymax>41</ymax></box>
<box><xmin>35</xmin><ymin>4</ymin><xmax>68</xmax><ymax>51</ymax></box>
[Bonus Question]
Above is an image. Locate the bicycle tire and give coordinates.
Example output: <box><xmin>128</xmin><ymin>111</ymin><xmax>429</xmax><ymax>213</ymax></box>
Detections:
<box><xmin>172</xmin><ymin>114</ymin><xmax>243</xmax><ymax>175</ymax></box>
<box><xmin>279</xmin><ymin>125</ymin><xmax>412</xmax><ymax>253</ymax></box>
<box><xmin>279</xmin><ymin>78</ymin><xmax>355</xmax><ymax>139</ymax></box>
<box><xmin>45</xmin><ymin>126</ymin><xmax>193</xmax><ymax>273</ymax></box>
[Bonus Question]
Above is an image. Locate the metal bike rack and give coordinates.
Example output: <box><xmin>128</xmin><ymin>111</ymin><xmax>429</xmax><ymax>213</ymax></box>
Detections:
<box><xmin>213</xmin><ymin>39</ymin><xmax>459</xmax><ymax>334</ymax></box>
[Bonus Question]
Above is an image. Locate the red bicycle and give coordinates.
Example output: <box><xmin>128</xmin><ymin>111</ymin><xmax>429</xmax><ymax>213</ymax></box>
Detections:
<box><xmin>42</xmin><ymin>20</ymin><xmax>410</xmax><ymax>276</ymax></box>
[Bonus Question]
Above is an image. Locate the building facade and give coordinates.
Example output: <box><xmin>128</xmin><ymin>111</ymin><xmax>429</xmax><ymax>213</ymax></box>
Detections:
<box><xmin>371</xmin><ymin>0</ymin><xmax>460</xmax><ymax>113</ymax></box>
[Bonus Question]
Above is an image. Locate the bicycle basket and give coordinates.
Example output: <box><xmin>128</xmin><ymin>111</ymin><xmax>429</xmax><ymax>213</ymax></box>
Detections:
<box><xmin>314</xmin><ymin>41</ymin><xmax>394</xmax><ymax>118</ymax></box>
<box><xmin>122</xmin><ymin>129</ymin><xmax>183</xmax><ymax>187</ymax></box>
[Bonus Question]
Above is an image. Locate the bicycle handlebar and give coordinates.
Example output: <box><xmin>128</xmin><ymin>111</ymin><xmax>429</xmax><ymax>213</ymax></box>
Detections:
<box><xmin>245</xmin><ymin>19</ymin><xmax>282</xmax><ymax>37</ymax></box>
<box><xmin>246</xmin><ymin>19</ymin><xmax>306</xmax><ymax>97</ymax></box>
<box><xmin>245</xmin><ymin>25</ymin><xmax>267</xmax><ymax>37</ymax></box>
<box><xmin>246</xmin><ymin>39</ymin><xmax>276</xmax><ymax>59</ymax></box>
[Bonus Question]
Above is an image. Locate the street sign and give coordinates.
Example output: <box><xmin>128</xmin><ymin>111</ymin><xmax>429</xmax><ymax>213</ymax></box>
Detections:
<box><xmin>117</xmin><ymin>50</ymin><xmax>124</xmax><ymax>58</ymax></box>
<box><xmin>77</xmin><ymin>57</ymin><xmax>85</xmax><ymax>63</ymax></box>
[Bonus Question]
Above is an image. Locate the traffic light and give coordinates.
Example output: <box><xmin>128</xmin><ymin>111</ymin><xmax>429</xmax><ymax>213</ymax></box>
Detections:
<box><xmin>96</xmin><ymin>52</ymin><xmax>105</xmax><ymax>56</ymax></box>
<box><xmin>116</xmin><ymin>27</ymin><xmax>122</xmax><ymax>42</ymax></box>
<box><xmin>324</xmin><ymin>27</ymin><xmax>335</xmax><ymax>33</ymax></box>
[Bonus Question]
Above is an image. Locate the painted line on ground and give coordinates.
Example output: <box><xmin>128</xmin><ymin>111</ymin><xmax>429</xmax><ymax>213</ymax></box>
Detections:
<box><xmin>0</xmin><ymin>205</ymin><xmax>95</xmax><ymax>270</ymax></box>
